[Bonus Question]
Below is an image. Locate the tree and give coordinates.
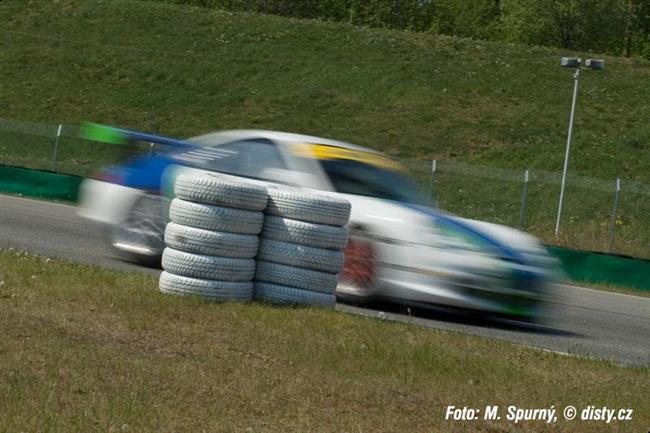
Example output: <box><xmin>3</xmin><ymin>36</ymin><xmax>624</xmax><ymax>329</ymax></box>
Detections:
<box><xmin>499</xmin><ymin>0</ymin><xmax>629</xmax><ymax>53</ymax></box>
<box><xmin>430</xmin><ymin>0</ymin><xmax>502</xmax><ymax>40</ymax></box>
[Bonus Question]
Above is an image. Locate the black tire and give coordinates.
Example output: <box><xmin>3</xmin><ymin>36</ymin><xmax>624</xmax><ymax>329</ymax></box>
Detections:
<box><xmin>164</xmin><ymin>222</ymin><xmax>258</xmax><ymax>258</ymax></box>
<box><xmin>255</xmin><ymin>261</ymin><xmax>338</xmax><ymax>294</ymax></box>
<box><xmin>162</xmin><ymin>248</ymin><xmax>255</xmax><ymax>281</ymax></box>
<box><xmin>257</xmin><ymin>238</ymin><xmax>344</xmax><ymax>273</ymax></box>
<box><xmin>265</xmin><ymin>186</ymin><xmax>351</xmax><ymax>226</ymax></box>
<box><xmin>160</xmin><ymin>272</ymin><xmax>253</xmax><ymax>301</ymax></box>
<box><xmin>111</xmin><ymin>193</ymin><xmax>168</xmax><ymax>265</ymax></box>
<box><xmin>261</xmin><ymin>216</ymin><xmax>349</xmax><ymax>250</ymax></box>
<box><xmin>254</xmin><ymin>282</ymin><xmax>336</xmax><ymax>307</ymax></box>
<box><xmin>169</xmin><ymin>198</ymin><xmax>264</xmax><ymax>234</ymax></box>
<box><xmin>174</xmin><ymin>173</ymin><xmax>268</xmax><ymax>210</ymax></box>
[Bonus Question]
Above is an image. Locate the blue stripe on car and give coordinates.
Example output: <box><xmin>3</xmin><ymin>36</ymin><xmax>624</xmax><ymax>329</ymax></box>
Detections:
<box><xmin>400</xmin><ymin>203</ymin><xmax>528</xmax><ymax>265</ymax></box>
<box><xmin>114</xmin><ymin>154</ymin><xmax>175</xmax><ymax>191</ymax></box>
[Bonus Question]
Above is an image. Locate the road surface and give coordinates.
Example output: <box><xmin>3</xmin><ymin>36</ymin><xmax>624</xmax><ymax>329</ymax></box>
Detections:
<box><xmin>1</xmin><ymin>194</ymin><xmax>648</xmax><ymax>365</ymax></box>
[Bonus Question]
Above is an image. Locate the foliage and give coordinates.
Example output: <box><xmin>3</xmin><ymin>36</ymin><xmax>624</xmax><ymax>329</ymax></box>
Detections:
<box><xmin>155</xmin><ymin>0</ymin><xmax>650</xmax><ymax>58</ymax></box>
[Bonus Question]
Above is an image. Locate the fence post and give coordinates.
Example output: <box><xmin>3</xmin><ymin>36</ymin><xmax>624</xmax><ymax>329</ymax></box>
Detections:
<box><xmin>608</xmin><ymin>178</ymin><xmax>621</xmax><ymax>253</ymax></box>
<box><xmin>518</xmin><ymin>169</ymin><xmax>529</xmax><ymax>230</ymax></box>
<box><xmin>428</xmin><ymin>159</ymin><xmax>437</xmax><ymax>205</ymax></box>
<box><xmin>51</xmin><ymin>124</ymin><xmax>63</xmax><ymax>172</ymax></box>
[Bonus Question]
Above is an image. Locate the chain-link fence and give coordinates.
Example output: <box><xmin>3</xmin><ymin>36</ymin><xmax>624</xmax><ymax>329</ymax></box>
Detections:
<box><xmin>1</xmin><ymin>117</ymin><xmax>649</xmax><ymax>259</ymax></box>
<box><xmin>0</xmin><ymin>118</ymin><xmax>154</xmax><ymax>177</ymax></box>
<box><xmin>400</xmin><ymin>158</ymin><xmax>650</xmax><ymax>259</ymax></box>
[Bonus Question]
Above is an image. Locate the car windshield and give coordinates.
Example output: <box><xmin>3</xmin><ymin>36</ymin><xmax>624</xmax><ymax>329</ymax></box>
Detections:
<box><xmin>320</xmin><ymin>158</ymin><xmax>424</xmax><ymax>204</ymax></box>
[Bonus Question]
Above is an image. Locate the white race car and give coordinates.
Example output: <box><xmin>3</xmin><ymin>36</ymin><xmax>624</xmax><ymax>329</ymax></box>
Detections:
<box><xmin>79</xmin><ymin>129</ymin><xmax>560</xmax><ymax>319</ymax></box>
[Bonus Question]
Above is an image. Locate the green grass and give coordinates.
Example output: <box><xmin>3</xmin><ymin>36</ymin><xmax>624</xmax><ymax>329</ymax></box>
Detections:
<box><xmin>0</xmin><ymin>249</ymin><xmax>648</xmax><ymax>432</ymax></box>
<box><xmin>565</xmin><ymin>280</ymin><xmax>650</xmax><ymax>298</ymax></box>
<box><xmin>1</xmin><ymin>0</ymin><xmax>650</xmax><ymax>179</ymax></box>
<box><xmin>1</xmin><ymin>0</ymin><xmax>650</xmax><ymax>258</ymax></box>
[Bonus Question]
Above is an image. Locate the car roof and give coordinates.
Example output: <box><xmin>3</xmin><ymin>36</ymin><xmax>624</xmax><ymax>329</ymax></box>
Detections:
<box><xmin>187</xmin><ymin>129</ymin><xmax>383</xmax><ymax>155</ymax></box>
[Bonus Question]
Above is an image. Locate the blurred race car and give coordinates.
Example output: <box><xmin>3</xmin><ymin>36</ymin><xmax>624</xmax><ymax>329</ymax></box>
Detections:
<box><xmin>79</xmin><ymin>129</ymin><xmax>560</xmax><ymax>319</ymax></box>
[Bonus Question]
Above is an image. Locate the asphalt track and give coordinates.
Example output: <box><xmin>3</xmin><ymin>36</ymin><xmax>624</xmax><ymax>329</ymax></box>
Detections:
<box><xmin>1</xmin><ymin>194</ymin><xmax>648</xmax><ymax>366</ymax></box>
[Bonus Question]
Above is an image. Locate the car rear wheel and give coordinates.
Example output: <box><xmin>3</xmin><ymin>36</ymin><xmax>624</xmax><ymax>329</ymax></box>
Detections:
<box><xmin>112</xmin><ymin>193</ymin><xmax>168</xmax><ymax>265</ymax></box>
<box><xmin>336</xmin><ymin>227</ymin><xmax>378</xmax><ymax>304</ymax></box>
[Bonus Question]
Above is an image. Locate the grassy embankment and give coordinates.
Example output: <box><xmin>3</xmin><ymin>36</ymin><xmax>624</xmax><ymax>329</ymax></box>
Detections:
<box><xmin>1</xmin><ymin>0</ymin><xmax>650</xmax><ymax>256</ymax></box>
<box><xmin>0</xmin><ymin>249</ymin><xmax>648</xmax><ymax>432</ymax></box>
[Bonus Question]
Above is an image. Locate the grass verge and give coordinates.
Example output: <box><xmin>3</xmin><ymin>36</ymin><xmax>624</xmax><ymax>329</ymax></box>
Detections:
<box><xmin>565</xmin><ymin>280</ymin><xmax>650</xmax><ymax>298</ymax></box>
<box><xmin>0</xmin><ymin>249</ymin><xmax>648</xmax><ymax>432</ymax></box>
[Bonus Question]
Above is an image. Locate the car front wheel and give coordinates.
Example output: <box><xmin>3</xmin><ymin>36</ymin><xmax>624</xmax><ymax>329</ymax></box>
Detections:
<box><xmin>111</xmin><ymin>193</ymin><xmax>168</xmax><ymax>265</ymax></box>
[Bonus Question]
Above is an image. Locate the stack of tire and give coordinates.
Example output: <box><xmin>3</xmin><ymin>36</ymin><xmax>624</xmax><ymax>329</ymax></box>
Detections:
<box><xmin>254</xmin><ymin>186</ymin><xmax>352</xmax><ymax>308</ymax></box>
<box><xmin>159</xmin><ymin>174</ymin><xmax>268</xmax><ymax>302</ymax></box>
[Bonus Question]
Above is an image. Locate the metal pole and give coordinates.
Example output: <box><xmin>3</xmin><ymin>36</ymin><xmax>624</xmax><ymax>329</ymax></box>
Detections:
<box><xmin>518</xmin><ymin>169</ymin><xmax>529</xmax><ymax>230</ymax></box>
<box><xmin>51</xmin><ymin>124</ymin><xmax>63</xmax><ymax>172</ymax></box>
<box><xmin>608</xmin><ymin>178</ymin><xmax>621</xmax><ymax>253</ymax></box>
<box><xmin>428</xmin><ymin>159</ymin><xmax>437</xmax><ymax>205</ymax></box>
<box><xmin>555</xmin><ymin>67</ymin><xmax>581</xmax><ymax>235</ymax></box>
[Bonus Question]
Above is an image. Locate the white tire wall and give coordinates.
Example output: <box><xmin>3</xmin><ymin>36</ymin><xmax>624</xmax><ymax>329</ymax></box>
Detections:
<box><xmin>265</xmin><ymin>187</ymin><xmax>351</xmax><ymax>226</ymax></box>
<box><xmin>254</xmin><ymin>186</ymin><xmax>351</xmax><ymax>308</ymax></box>
<box><xmin>255</xmin><ymin>261</ymin><xmax>338</xmax><ymax>294</ymax></box>
<box><xmin>162</xmin><ymin>248</ymin><xmax>255</xmax><ymax>281</ymax></box>
<box><xmin>160</xmin><ymin>174</ymin><xmax>266</xmax><ymax>302</ymax></box>
<box><xmin>261</xmin><ymin>216</ymin><xmax>349</xmax><ymax>250</ymax></box>
<box><xmin>164</xmin><ymin>222</ymin><xmax>259</xmax><ymax>258</ymax></box>
<box><xmin>174</xmin><ymin>173</ymin><xmax>268</xmax><ymax>211</ymax></box>
<box><xmin>161</xmin><ymin>173</ymin><xmax>351</xmax><ymax>307</ymax></box>
<box><xmin>254</xmin><ymin>282</ymin><xmax>336</xmax><ymax>307</ymax></box>
<box><xmin>160</xmin><ymin>272</ymin><xmax>254</xmax><ymax>301</ymax></box>
<box><xmin>169</xmin><ymin>198</ymin><xmax>264</xmax><ymax>234</ymax></box>
<box><xmin>257</xmin><ymin>238</ymin><xmax>345</xmax><ymax>274</ymax></box>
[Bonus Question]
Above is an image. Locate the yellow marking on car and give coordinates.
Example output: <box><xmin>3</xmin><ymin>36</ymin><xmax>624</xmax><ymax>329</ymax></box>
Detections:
<box><xmin>290</xmin><ymin>143</ymin><xmax>404</xmax><ymax>171</ymax></box>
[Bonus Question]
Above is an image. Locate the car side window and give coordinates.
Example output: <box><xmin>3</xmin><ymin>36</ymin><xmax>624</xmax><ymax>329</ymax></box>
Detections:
<box><xmin>177</xmin><ymin>139</ymin><xmax>286</xmax><ymax>179</ymax></box>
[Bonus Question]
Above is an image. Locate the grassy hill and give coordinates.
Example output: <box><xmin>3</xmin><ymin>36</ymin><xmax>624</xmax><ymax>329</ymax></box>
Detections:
<box><xmin>1</xmin><ymin>0</ymin><xmax>650</xmax><ymax>182</ymax></box>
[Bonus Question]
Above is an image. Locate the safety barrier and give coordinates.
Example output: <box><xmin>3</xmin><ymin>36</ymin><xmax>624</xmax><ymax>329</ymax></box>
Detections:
<box><xmin>547</xmin><ymin>247</ymin><xmax>650</xmax><ymax>292</ymax></box>
<box><xmin>0</xmin><ymin>165</ymin><xmax>82</xmax><ymax>201</ymax></box>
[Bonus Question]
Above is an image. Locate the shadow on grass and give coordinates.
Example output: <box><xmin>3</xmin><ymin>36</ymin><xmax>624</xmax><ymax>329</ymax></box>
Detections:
<box><xmin>341</xmin><ymin>297</ymin><xmax>580</xmax><ymax>338</ymax></box>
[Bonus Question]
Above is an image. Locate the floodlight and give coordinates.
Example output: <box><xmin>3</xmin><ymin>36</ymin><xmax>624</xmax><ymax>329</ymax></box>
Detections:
<box><xmin>560</xmin><ymin>57</ymin><xmax>581</xmax><ymax>68</ymax></box>
<box><xmin>555</xmin><ymin>56</ymin><xmax>605</xmax><ymax>235</ymax></box>
<box><xmin>585</xmin><ymin>59</ymin><xmax>605</xmax><ymax>70</ymax></box>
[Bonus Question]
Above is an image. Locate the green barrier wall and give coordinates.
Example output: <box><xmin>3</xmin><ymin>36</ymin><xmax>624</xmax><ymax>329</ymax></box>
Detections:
<box><xmin>0</xmin><ymin>165</ymin><xmax>82</xmax><ymax>202</ymax></box>
<box><xmin>547</xmin><ymin>246</ymin><xmax>650</xmax><ymax>291</ymax></box>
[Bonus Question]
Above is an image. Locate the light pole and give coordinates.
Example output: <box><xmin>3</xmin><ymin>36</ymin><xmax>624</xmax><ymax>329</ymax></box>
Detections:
<box><xmin>554</xmin><ymin>57</ymin><xmax>604</xmax><ymax>235</ymax></box>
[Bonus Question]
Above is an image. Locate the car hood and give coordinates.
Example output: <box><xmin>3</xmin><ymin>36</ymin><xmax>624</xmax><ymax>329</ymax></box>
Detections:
<box><xmin>336</xmin><ymin>193</ymin><xmax>552</xmax><ymax>267</ymax></box>
<box><xmin>455</xmin><ymin>217</ymin><xmax>541</xmax><ymax>251</ymax></box>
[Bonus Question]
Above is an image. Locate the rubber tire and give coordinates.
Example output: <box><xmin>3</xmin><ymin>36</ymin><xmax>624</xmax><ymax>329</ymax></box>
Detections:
<box><xmin>254</xmin><ymin>282</ymin><xmax>336</xmax><ymax>307</ymax></box>
<box><xmin>265</xmin><ymin>186</ymin><xmax>351</xmax><ymax>226</ymax></box>
<box><xmin>159</xmin><ymin>272</ymin><xmax>253</xmax><ymax>301</ymax></box>
<box><xmin>255</xmin><ymin>261</ymin><xmax>338</xmax><ymax>294</ymax></box>
<box><xmin>111</xmin><ymin>193</ymin><xmax>168</xmax><ymax>266</ymax></box>
<box><xmin>162</xmin><ymin>248</ymin><xmax>255</xmax><ymax>281</ymax></box>
<box><xmin>169</xmin><ymin>198</ymin><xmax>264</xmax><ymax>234</ymax></box>
<box><xmin>164</xmin><ymin>222</ymin><xmax>258</xmax><ymax>258</ymax></box>
<box><xmin>257</xmin><ymin>238</ymin><xmax>344</xmax><ymax>273</ymax></box>
<box><xmin>261</xmin><ymin>216</ymin><xmax>349</xmax><ymax>250</ymax></box>
<box><xmin>175</xmin><ymin>173</ymin><xmax>268</xmax><ymax>210</ymax></box>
